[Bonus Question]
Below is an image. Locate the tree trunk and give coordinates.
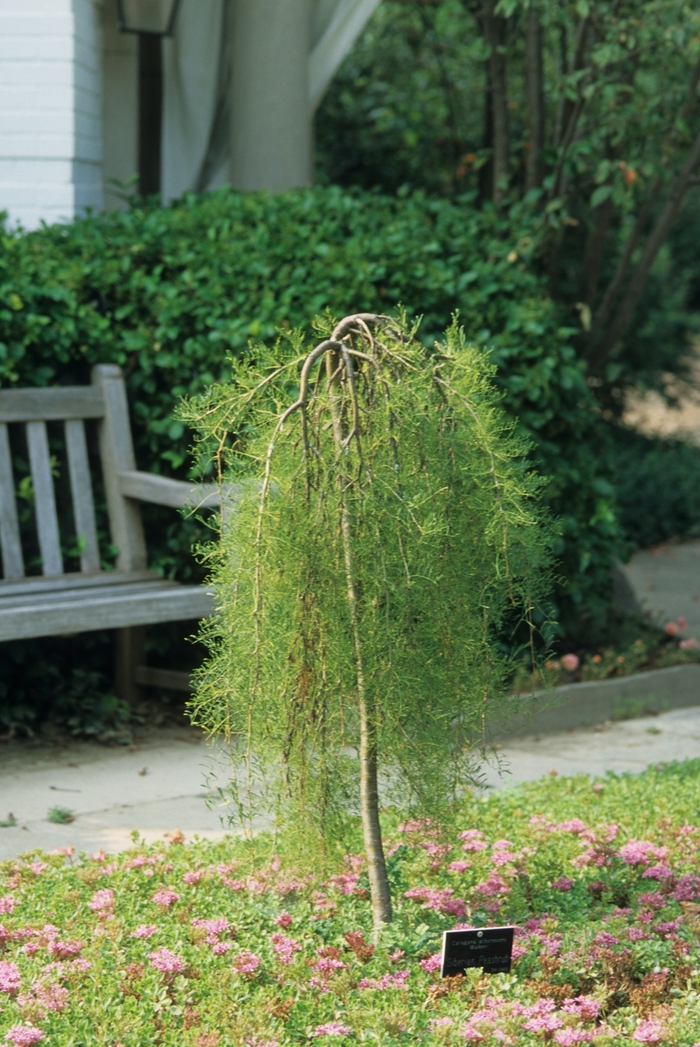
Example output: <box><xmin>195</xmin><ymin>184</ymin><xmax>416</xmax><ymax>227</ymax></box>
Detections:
<box><xmin>585</xmin><ymin>178</ymin><xmax>659</xmax><ymax>351</ymax></box>
<box><xmin>326</xmin><ymin>351</ymin><xmax>393</xmax><ymax>932</ymax></box>
<box><xmin>588</xmin><ymin>130</ymin><xmax>700</xmax><ymax>369</ymax></box>
<box><xmin>525</xmin><ymin>9</ymin><xmax>544</xmax><ymax>193</ymax></box>
<box><xmin>482</xmin><ymin>0</ymin><xmax>509</xmax><ymax>207</ymax></box>
<box><xmin>578</xmin><ymin>192</ymin><xmax>614</xmax><ymax>308</ymax></box>
<box><xmin>479</xmin><ymin>78</ymin><xmax>494</xmax><ymax>203</ymax></box>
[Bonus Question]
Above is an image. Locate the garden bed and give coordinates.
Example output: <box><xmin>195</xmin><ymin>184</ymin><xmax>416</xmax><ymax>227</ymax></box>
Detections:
<box><xmin>3</xmin><ymin>763</ymin><xmax>700</xmax><ymax>1043</ymax></box>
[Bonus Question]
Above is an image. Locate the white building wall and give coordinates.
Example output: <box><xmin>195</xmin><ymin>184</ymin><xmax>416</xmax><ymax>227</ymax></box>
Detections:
<box><xmin>0</xmin><ymin>0</ymin><xmax>103</xmax><ymax>230</ymax></box>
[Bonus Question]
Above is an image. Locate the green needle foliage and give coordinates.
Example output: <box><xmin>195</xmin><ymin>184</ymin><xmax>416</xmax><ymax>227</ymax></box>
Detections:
<box><xmin>183</xmin><ymin>314</ymin><xmax>554</xmax><ymax>928</ymax></box>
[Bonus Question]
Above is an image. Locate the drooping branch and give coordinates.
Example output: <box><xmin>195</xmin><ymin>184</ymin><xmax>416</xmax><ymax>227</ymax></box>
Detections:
<box><xmin>250</xmin><ymin>313</ymin><xmax>395</xmax><ymax>930</ymax></box>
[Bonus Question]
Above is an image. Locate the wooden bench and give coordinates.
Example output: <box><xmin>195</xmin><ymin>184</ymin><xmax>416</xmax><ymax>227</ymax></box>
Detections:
<box><xmin>0</xmin><ymin>364</ymin><xmax>216</xmax><ymax>702</ymax></box>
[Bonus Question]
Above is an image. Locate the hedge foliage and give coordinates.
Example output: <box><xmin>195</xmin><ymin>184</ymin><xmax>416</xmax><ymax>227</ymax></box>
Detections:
<box><xmin>0</xmin><ymin>185</ymin><xmax>621</xmax><ymax>640</ymax></box>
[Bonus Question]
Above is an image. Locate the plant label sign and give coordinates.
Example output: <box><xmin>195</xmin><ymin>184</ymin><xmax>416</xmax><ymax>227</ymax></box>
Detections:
<box><xmin>440</xmin><ymin>926</ymin><xmax>514</xmax><ymax>977</ymax></box>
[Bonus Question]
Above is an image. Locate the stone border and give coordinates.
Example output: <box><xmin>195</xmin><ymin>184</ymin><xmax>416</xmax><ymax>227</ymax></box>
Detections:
<box><xmin>495</xmin><ymin>664</ymin><xmax>700</xmax><ymax>738</ymax></box>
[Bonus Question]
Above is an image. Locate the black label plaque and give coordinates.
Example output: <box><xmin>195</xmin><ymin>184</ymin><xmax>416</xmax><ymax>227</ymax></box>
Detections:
<box><xmin>440</xmin><ymin>926</ymin><xmax>514</xmax><ymax>977</ymax></box>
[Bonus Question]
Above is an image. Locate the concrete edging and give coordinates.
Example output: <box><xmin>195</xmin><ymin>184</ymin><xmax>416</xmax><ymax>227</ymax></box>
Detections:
<box><xmin>496</xmin><ymin>664</ymin><xmax>700</xmax><ymax>738</ymax></box>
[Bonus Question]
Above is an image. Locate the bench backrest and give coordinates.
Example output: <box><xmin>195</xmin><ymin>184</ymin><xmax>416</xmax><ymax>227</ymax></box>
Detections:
<box><xmin>0</xmin><ymin>365</ymin><xmax>147</xmax><ymax>581</ymax></box>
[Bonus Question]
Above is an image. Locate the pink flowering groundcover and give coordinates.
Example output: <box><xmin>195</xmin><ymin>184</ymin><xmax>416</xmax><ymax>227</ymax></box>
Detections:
<box><xmin>2</xmin><ymin>761</ymin><xmax>700</xmax><ymax>1044</ymax></box>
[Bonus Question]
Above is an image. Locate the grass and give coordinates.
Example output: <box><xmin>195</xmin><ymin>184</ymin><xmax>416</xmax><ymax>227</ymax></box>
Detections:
<box><xmin>45</xmin><ymin>808</ymin><xmax>75</xmax><ymax>826</ymax></box>
<box><xmin>3</xmin><ymin>763</ymin><xmax>700</xmax><ymax>1044</ymax></box>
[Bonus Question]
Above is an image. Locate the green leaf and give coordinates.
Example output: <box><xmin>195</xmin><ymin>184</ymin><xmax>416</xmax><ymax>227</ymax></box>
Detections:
<box><xmin>590</xmin><ymin>185</ymin><xmax>613</xmax><ymax>209</ymax></box>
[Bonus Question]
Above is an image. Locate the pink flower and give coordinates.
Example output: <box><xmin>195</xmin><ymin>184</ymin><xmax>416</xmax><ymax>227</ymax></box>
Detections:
<box><xmin>551</xmin><ymin>877</ymin><xmax>574</xmax><ymax>891</ymax></box>
<box><xmin>680</xmin><ymin>637</ymin><xmax>700</xmax><ymax>650</ymax></box>
<box><xmin>419</xmin><ymin>953</ymin><xmax>442</xmax><ymax>974</ymax></box>
<box><xmin>632</xmin><ymin>1018</ymin><xmax>666</xmax><ymax>1044</ymax></box>
<box><xmin>358</xmin><ymin>970</ymin><xmax>410</xmax><ymax>990</ymax></box>
<box><xmin>404</xmin><ymin>886</ymin><xmax>467</xmax><ymax>917</ymax></box>
<box><xmin>148</xmin><ymin>947</ymin><xmax>186</xmax><ymax>975</ymax></box>
<box><xmin>592</xmin><ymin>932</ymin><xmax>618</xmax><ymax>947</ymax></box>
<box><xmin>627</xmin><ymin>927</ymin><xmax>650</xmax><ymax>941</ymax></box>
<box><xmin>556</xmin><ymin>819</ymin><xmax>587</xmax><ymax>834</ymax></box>
<box><xmin>326</xmin><ymin>873</ymin><xmax>360</xmax><ymax>895</ymax></box>
<box><xmin>212</xmin><ymin>941</ymin><xmax>233</xmax><ymax>955</ymax></box>
<box><xmin>5</xmin><ymin>1027</ymin><xmax>45</xmax><ymax>1046</ymax></box>
<box><xmin>271</xmin><ymin>932</ymin><xmax>301</xmax><ymax>965</ymax></box>
<box><xmin>130</xmin><ymin>925</ymin><xmax>158</xmax><ymax>939</ymax></box>
<box><xmin>275</xmin><ymin>911</ymin><xmax>293</xmax><ymax>928</ymax></box>
<box><xmin>182</xmin><ymin>870</ymin><xmax>207</xmax><ymax>886</ymax></box>
<box><xmin>152</xmin><ymin>888</ymin><xmax>180</xmax><ymax>907</ymax></box>
<box><xmin>29</xmin><ymin>863</ymin><xmax>47</xmax><ymax>877</ymax></box>
<box><xmin>523</xmin><ymin>1015</ymin><xmax>563</xmax><ymax>1033</ymax></box>
<box><xmin>231</xmin><ymin>950</ymin><xmax>261</xmax><ymax>976</ymax></box>
<box><xmin>88</xmin><ymin>888</ymin><xmax>114</xmax><ymax>912</ymax></box>
<box><xmin>562</xmin><ymin>996</ymin><xmax>600</xmax><ymax>1020</ymax></box>
<box><xmin>310</xmin><ymin>1023</ymin><xmax>351</xmax><ymax>1037</ymax></box>
<box><xmin>192</xmin><ymin>918</ymin><xmax>230</xmax><ymax>943</ymax></box>
<box><xmin>429</xmin><ymin>1018</ymin><xmax>454</xmax><ymax>1030</ymax></box>
<box><xmin>561</xmin><ymin>653</ymin><xmax>579</xmax><ymax>672</ymax></box>
<box><xmin>16</xmin><ymin>982</ymin><xmax>69</xmax><ymax>1017</ymax></box>
<box><xmin>554</xmin><ymin>1032</ymin><xmax>595</xmax><ymax>1046</ymax></box>
<box><xmin>0</xmin><ymin>961</ymin><xmax>20</xmax><ymax>993</ymax></box>
<box><xmin>47</xmin><ymin>939</ymin><xmax>83</xmax><ymax>960</ymax></box>
<box><xmin>0</xmin><ymin>896</ymin><xmax>16</xmax><ymax>914</ymax></box>
<box><xmin>459</xmin><ymin>829</ymin><xmax>487</xmax><ymax>852</ymax></box>
<box><xmin>448</xmin><ymin>860</ymin><xmax>471</xmax><ymax>873</ymax></box>
<box><xmin>618</xmin><ymin>841</ymin><xmax>667</xmax><ymax>866</ymax></box>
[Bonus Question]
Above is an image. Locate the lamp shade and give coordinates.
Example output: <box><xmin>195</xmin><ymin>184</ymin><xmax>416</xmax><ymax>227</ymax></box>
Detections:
<box><xmin>117</xmin><ymin>0</ymin><xmax>181</xmax><ymax>35</ymax></box>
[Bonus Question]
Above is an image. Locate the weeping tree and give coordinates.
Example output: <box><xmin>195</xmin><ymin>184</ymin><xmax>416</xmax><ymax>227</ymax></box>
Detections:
<box><xmin>183</xmin><ymin>313</ymin><xmax>553</xmax><ymax>930</ymax></box>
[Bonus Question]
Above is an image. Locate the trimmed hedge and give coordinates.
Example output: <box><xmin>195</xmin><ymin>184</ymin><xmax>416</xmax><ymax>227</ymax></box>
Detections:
<box><xmin>0</xmin><ymin>185</ymin><xmax>621</xmax><ymax>643</ymax></box>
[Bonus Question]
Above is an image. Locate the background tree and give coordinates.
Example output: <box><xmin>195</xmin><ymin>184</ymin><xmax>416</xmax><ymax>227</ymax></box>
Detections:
<box><xmin>316</xmin><ymin>0</ymin><xmax>700</xmax><ymax>400</ymax></box>
<box><xmin>183</xmin><ymin>314</ymin><xmax>553</xmax><ymax>930</ymax></box>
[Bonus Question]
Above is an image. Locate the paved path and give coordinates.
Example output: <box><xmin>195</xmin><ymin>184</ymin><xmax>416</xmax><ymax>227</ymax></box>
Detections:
<box><xmin>2</xmin><ymin>703</ymin><xmax>700</xmax><ymax>860</ymax></box>
<box><xmin>2</xmin><ymin>543</ymin><xmax>700</xmax><ymax>860</ymax></box>
<box><xmin>623</xmin><ymin>540</ymin><xmax>700</xmax><ymax>638</ymax></box>
<box><xmin>0</xmin><ymin>727</ymin><xmax>231</xmax><ymax>860</ymax></box>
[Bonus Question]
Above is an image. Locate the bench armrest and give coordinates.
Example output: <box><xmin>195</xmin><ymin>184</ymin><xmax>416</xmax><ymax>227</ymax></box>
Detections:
<box><xmin>118</xmin><ymin>470</ymin><xmax>221</xmax><ymax>509</ymax></box>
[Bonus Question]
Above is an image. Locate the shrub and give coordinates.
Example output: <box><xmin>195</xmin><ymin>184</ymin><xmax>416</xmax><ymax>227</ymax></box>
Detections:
<box><xmin>609</xmin><ymin>428</ymin><xmax>700</xmax><ymax>548</ymax></box>
<box><xmin>0</xmin><ymin>185</ymin><xmax>620</xmax><ymax>634</ymax></box>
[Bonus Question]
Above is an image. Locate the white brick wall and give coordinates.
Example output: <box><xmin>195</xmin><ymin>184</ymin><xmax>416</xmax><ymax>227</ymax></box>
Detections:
<box><xmin>0</xmin><ymin>0</ymin><xmax>104</xmax><ymax>229</ymax></box>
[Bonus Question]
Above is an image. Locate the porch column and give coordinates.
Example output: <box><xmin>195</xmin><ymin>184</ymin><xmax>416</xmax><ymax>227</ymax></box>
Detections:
<box><xmin>229</xmin><ymin>0</ymin><xmax>312</xmax><ymax>191</ymax></box>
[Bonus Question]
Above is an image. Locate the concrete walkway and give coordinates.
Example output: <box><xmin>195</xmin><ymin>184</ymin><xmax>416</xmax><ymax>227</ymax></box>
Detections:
<box><xmin>2</xmin><ymin>543</ymin><xmax>700</xmax><ymax>860</ymax></box>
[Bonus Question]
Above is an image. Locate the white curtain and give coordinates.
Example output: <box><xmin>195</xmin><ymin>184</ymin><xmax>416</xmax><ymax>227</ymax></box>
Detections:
<box><xmin>160</xmin><ymin>0</ymin><xmax>375</xmax><ymax>201</ymax></box>
<box><xmin>161</xmin><ymin>0</ymin><xmax>227</xmax><ymax>202</ymax></box>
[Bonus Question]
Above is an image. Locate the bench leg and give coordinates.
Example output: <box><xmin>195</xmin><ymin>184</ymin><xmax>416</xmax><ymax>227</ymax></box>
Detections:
<box><xmin>115</xmin><ymin>626</ymin><xmax>146</xmax><ymax>705</ymax></box>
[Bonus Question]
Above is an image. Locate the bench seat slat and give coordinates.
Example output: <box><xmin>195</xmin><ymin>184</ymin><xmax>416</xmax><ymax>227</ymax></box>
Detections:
<box><xmin>0</xmin><ymin>582</ymin><xmax>214</xmax><ymax>641</ymax></box>
<box><xmin>65</xmin><ymin>419</ymin><xmax>100</xmax><ymax>572</ymax></box>
<box><xmin>0</xmin><ymin>387</ymin><xmax>104</xmax><ymax>423</ymax></box>
<box><xmin>0</xmin><ymin>422</ymin><xmax>24</xmax><ymax>579</ymax></box>
<box><xmin>27</xmin><ymin>421</ymin><xmax>63</xmax><ymax>576</ymax></box>
<box><xmin>0</xmin><ymin>569</ymin><xmax>159</xmax><ymax>598</ymax></box>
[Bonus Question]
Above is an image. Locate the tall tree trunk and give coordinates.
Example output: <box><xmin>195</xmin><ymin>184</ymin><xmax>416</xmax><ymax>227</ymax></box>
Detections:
<box><xmin>479</xmin><ymin>79</ymin><xmax>494</xmax><ymax>203</ymax></box>
<box><xmin>482</xmin><ymin>0</ymin><xmax>509</xmax><ymax>208</ymax></box>
<box><xmin>326</xmin><ymin>351</ymin><xmax>392</xmax><ymax>932</ymax></box>
<box><xmin>585</xmin><ymin>192</ymin><xmax>655</xmax><ymax>351</ymax></box>
<box><xmin>588</xmin><ymin>130</ymin><xmax>700</xmax><ymax>369</ymax></box>
<box><xmin>578</xmin><ymin>192</ymin><xmax>614</xmax><ymax>308</ymax></box>
<box><xmin>525</xmin><ymin>9</ymin><xmax>544</xmax><ymax>193</ymax></box>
